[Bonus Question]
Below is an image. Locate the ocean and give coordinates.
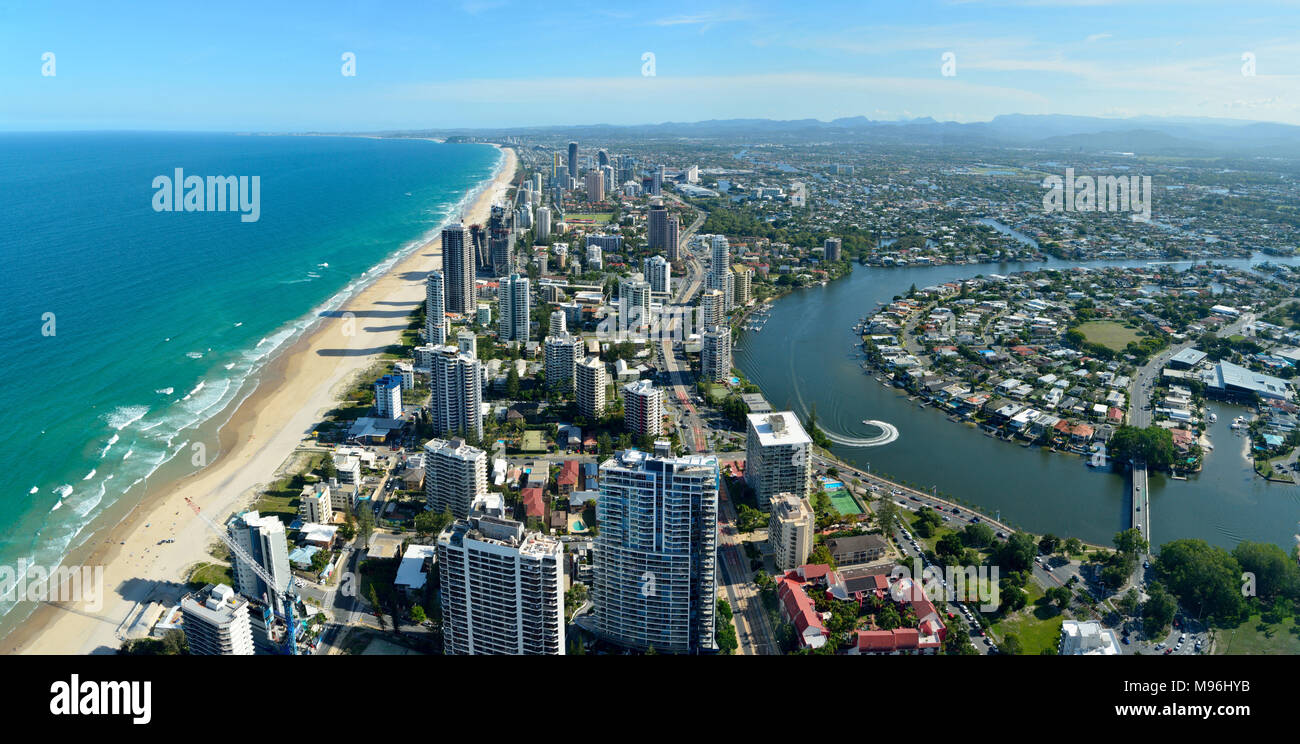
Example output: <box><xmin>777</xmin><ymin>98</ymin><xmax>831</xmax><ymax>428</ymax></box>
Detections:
<box><xmin>0</xmin><ymin>132</ymin><xmax>500</xmax><ymax>618</ymax></box>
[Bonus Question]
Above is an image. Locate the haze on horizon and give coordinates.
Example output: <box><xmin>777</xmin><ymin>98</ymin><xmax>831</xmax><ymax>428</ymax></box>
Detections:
<box><xmin>1</xmin><ymin>0</ymin><xmax>1297</xmax><ymax>132</ymax></box>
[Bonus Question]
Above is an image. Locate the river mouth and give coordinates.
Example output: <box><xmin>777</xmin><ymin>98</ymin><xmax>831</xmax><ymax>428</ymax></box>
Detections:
<box><xmin>735</xmin><ymin>252</ymin><xmax>1300</xmax><ymax>551</ymax></box>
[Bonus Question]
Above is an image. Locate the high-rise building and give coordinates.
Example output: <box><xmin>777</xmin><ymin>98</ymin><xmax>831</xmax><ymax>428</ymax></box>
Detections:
<box><xmin>652</xmin><ymin>164</ymin><xmax>663</xmax><ymax>195</ymax></box>
<box><xmin>824</xmin><ymin>237</ymin><xmax>842</xmax><ymax>262</ymax></box>
<box><xmin>644</xmin><ymin>255</ymin><xmax>671</xmax><ymax>295</ymax></box>
<box><xmin>298</xmin><ymin>483</ymin><xmax>333</xmax><ymax>524</ymax></box>
<box><xmin>544</xmin><ymin>333</ymin><xmax>584</xmax><ymax>392</ymax></box>
<box><xmin>470</xmin><ymin>223</ymin><xmax>489</xmax><ymax>271</ymax></box>
<box><xmin>424</xmin><ymin>437</ymin><xmax>488</xmax><ymax>519</ymax></box>
<box><xmin>699</xmin><ymin>288</ymin><xmax>724</xmax><ymax>330</ymax></box>
<box><xmin>619</xmin><ymin>276</ymin><xmax>652</xmax><ymax>331</ymax></box>
<box><xmin>374</xmin><ymin>374</ymin><xmax>403</xmax><ymax>418</ymax></box>
<box><xmin>228</xmin><ymin>511</ymin><xmax>290</xmax><ymax>615</ymax></box>
<box><xmin>665</xmin><ymin>215</ymin><xmax>680</xmax><ymax>261</ymax></box>
<box><xmin>594</xmin><ymin>449</ymin><xmax>719</xmax><ymax>653</ymax></box>
<box><xmin>585</xmin><ymin>169</ymin><xmax>605</xmax><ymax>202</ymax></box>
<box><xmin>732</xmin><ymin>265</ymin><xmax>752</xmax><ymax>306</ymax></box>
<box><xmin>567</xmin><ymin>142</ymin><xmax>579</xmax><ymax>180</ymax></box>
<box><xmin>648</xmin><ymin>202</ymin><xmax>670</xmax><ymax>252</ymax></box>
<box><xmin>586</xmin><ymin>244</ymin><xmax>603</xmax><ymax>270</ymax></box>
<box><xmin>597</xmin><ymin>149</ymin><xmax>609</xmax><ymax>169</ymax></box>
<box><xmin>489</xmin><ymin>205</ymin><xmax>516</xmax><ymax>277</ymax></box>
<box><xmin>429</xmin><ymin>346</ymin><xmax>483</xmax><ymax>441</ymax></box>
<box><xmin>457</xmin><ymin>329</ymin><xmax>477</xmax><ymax>358</ymax></box>
<box><xmin>536</xmin><ymin>206</ymin><xmax>551</xmax><ymax>241</ymax></box>
<box><xmin>442</xmin><ymin>223</ymin><xmax>475</xmax><ymax>314</ymax></box>
<box><xmin>707</xmin><ymin>235</ymin><xmax>733</xmax><ymax>310</ymax></box>
<box><xmin>549</xmin><ymin>309</ymin><xmax>567</xmax><ymax>336</ymax></box>
<box><xmin>768</xmin><ymin>493</ymin><xmax>815</xmax><ymax>571</ymax></box>
<box><xmin>745</xmin><ymin>411</ymin><xmax>813</xmax><ymax>509</ymax></box>
<box><xmin>426</xmin><ymin>270</ymin><xmax>447</xmax><ymax>345</ymax></box>
<box><xmin>438</xmin><ymin>514</ymin><xmax>565</xmax><ymax>655</ymax></box>
<box><xmin>623</xmin><ymin>379</ymin><xmax>662</xmax><ymax>437</ymax></box>
<box><xmin>576</xmin><ymin>356</ymin><xmax>607</xmax><ymax>420</ymax></box>
<box><xmin>498</xmin><ymin>273</ymin><xmax>530</xmax><ymax>343</ymax></box>
<box><xmin>700</xmin><ymin>327</ymin><xmax>732</xmax><ymax>383</ymax></box>
<box><xmin>181</xmin><ymin>584</ymin><xmax>255</xmax><ymax>656</ymax></box>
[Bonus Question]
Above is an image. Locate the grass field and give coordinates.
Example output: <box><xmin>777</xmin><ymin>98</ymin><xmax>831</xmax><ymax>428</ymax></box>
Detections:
<box><xmin>187</xmin><ymin>562</ymin><xmax>233</xmax><ymax>589</ymax></box>
<box><xmin>567</xmin><ymin>213</ymin><xmax>613</xmax><ymax>223</ymax></box>
<box><xmin>1217</xmin><ymin>614</ymin><xmax>1300</xmax><ymax>655</ymax></box>
<box><xmin>521</xmin><ymin>430</ymin><xmax>546</xmax><ymax>452</ymax></box>
<box><xmin>1077</xmin><ymin>320</ymin><xmax>1143</xmax><ymax>351</ymax></box>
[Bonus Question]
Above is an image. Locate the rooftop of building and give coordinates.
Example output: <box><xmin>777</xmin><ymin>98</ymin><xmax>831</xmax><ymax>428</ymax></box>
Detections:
<box><xmin>746</xmin><ymin>410</ymin><xmax>813</xmax><ymax>447</ymax></box>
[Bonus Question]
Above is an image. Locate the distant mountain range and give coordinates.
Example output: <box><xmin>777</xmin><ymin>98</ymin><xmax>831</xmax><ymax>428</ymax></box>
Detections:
<box><xmin>383</xmin><ymin>113</ymin><xmax>1300</xmax><ymax>158</ymax></box>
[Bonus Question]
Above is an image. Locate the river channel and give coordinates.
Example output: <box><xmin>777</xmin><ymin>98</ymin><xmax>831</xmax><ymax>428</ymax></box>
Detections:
<box><xmin>734</xmin><ymin>245</ymin><xmax>1300</xmax><ymax>551</ymax></box>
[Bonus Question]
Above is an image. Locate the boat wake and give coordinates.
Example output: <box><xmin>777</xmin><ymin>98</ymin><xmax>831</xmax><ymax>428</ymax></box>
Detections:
<box><xmin>822</xmin><ymin>420</ymin><xmax>900</xmax><ymax>448</ymax></box>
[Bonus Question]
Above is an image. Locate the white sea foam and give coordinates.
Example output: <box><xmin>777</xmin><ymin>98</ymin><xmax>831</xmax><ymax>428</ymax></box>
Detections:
<box><xmin>51</xmin><ymin>500</ymin><xmax>62</xmax><ymax>512</ymax></box>
<box><xmin>122</xmin><ymin>447</ymin><xmax>134</xmax><ymax>461</ymax></box>
<box><xmin>28</xmin><ymin>486</ymin><xmax>38</xmax><ymax>495</ymax></box>
<box><xmin>104</xmin><ymin>405</ymin><xmax>149</xmax><ymax>431</ymax></box>
<box><xmin>186</xmin><ymin>351</ymin><xmax>204</xmax><ymax>359</ymax></box>
<box><xmin>53</xmin><ymin>484</ymin><xmax>73</xmax><ymax>498</ymax></box>
<box><xmin>156</xmin><ymin>387</ymin><xmax>175</xmax><ymax>395</ymax></box>
<box><xmin>82</xmin><ymin>469</ymin><xmax>96</xmax><ymax>480</ymax></box>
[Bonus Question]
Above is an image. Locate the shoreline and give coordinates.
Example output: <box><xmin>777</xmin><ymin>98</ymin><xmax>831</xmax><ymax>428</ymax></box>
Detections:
<box><xmin>4</xmin><ymin>145</ymin><xmax>517</xmax><ymax>654</ymax></box>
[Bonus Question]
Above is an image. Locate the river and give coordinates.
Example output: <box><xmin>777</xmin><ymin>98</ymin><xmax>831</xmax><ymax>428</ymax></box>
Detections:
<box><xmin>734</xmin><ymin>251</ymin><xmax>1300</xmax><ymax>552</ymax></box>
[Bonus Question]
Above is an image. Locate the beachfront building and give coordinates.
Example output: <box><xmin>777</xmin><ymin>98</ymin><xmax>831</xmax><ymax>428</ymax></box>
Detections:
<box><xmin>623</xmin><ymin>379</ymin><xmax>662</xmax><ymax>438</ymax></box>
<box><xmin>180</xmin><ymin>584</ymin><xmax>255</xmax><ymax>656</ymax></box>
<box><xmin>298</xmin><ymin>483</ymin><xmax>333</xmax><ymax>525</ymax></box>
<box><xmin>577</xmin><ymin>356</ymin><xmax>608</xmax><ymax>420</ymax></box>
<box><xmin>700</xmin><ymin>327</ymin><xmax>732</xmax><ymax>383</ymax></box>
<box><xmin>424</xmin><ymin>437</ymin><xmax>488</xmax><ymax>519</ymax></box>
<box><xmin>769</xmin><ymin>492</ymin><xmax>815</xmax><ymax>572</ymax></box>
<box><xmin>457</xmin><ymin>329</ymin><xmax>477</xmax><ymax>359</ymax></box>
<box><xmin>438</xmin><ymin>514</ymin><xmax>565</xmax><ymax>655</ymax></box>
<box><xmin>429</xmin><ymin>345</ymin><xmax>483</xmax><ymax>442</ymax></box>
<box><xmin>442</xmin><ymin>223</ymin><xmax>476</xmax><ymax>315</ymax></box>
<box><xmin>374</xmin><ymin>374</ymin><xmax>403</xmax><ymax>419</ymax></box>
<box><xmin>498</xmin><ymin>273</ymin><xmax>530</xmax><ymax>344</ymax></box>
<box><xmin>745</xmin><ymin>411</ymin><xmax>813</xmax><ymax>509</ymax></box>
<box><xmin>544</xmin><ymin>333</ymin><xmax>584</xmax><ymax>393</ymax></box>
<box><xmin>644</xmin><ymin>255</ymin><xmax>671</xmax><ymax>295</ymax></box>
<box><xmin>426</xmin><ymin>270</ymin><xmax>447</xmax><ymax>345</ymax></box>
<box><xmin>228</xmin><ymin>510</ymin><xmax>291</xmax><ymax>615</ymax></box>
<box><xmin>593</xmin><ymin>449</ymin><xmax>719</xmax><ymax>654</ymax></box>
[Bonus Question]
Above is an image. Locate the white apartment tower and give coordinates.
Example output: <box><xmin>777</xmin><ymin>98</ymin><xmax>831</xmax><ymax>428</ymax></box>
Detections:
<box><xmin>619</xmin><ymin>276</ymin><xmax>652</xmax><ymax>331</ymax></box>
<box><xmin>181</xmin><ymin>584</ymin><xmax>255</xmax><ymax>656</ymax></box>
<box><xmin>544</xmin><ymin>333</ymin><xmax>585</xmax><ymax>392</ymax></box>
<box><xmin>732</xmin><ymin>265</ymin><xmax>752</xmax><ymax>306</ymax></box>
<box><xmin>374</xmin><ymin>374</ymin><xmax>403</xmax><ymax>419</ymax></box>
<box><xmin>701</xmin><ymin>327</ymin><xmax>732</xmax><ymax>383</ymax></box>
<box><xmin>549</xmin><ymin>309</ymin><xmax>567</xmax><ymax>336</ymax></box>
<box><xmin>644</xmin><ymin>255</ymin><xmax>671</xmax><ymax>295</ymax></box>
<box><xmin>228</xmin><ymin>510</ymin><xmax>291</xmax><ymax>615</ymax></box>
<box><xmin>708</xmin><ymin>235</ymin><xmax>733</xmax><ymax>310</ymax></box>
<box><xmin>745</xmin><ymin>411</ymin><xmax>813</xmax><ymax>509</ymax></box>
<box><xmin>768</xmin><ymin>492</ymin><xmax>815</xmax><ymax>572</ymax></box>
<box><xmin>438</xmin><ymin>514</ymin><xmax>565</xmax><ymax>655</ymax></box>
<box><xmin>424</xmin><ymin>437</ymin><xmax>488</xmax><ymax>519</ymax></box>
<box><xmin>498</xmin><ymin>273</ymin><xmax>530</xmax><ymax>343</ymax></box>
<box><xmin>576</xmin><ymin>356</ymin><xmax>607</xmax><ymax>420</ymax></box>
<box><xmin>426</xmin><ymin>270</ymin><xmax>447</xmax><ymax>345</ymax></box>
<box><xmin>699</xmin><ymin>288</ymin><xmax>724</xmax><ymax>330</ymax></box>
<box><xmin>536</xmin><ymin>206</ymin><xmax>551</xmax><ymax>241</ymax></box>
<box><xmin>429</xmin><ymin>345</ymin><xmax>483</xmax><ymax>441</ymax></box>
<box><xmin>623</xmin><ymin>379</ymin><xmax>662</xmax><ymax>438</ymax></box>
<box><xmin>594</xmin><ymin>449</ymin><xmax>719</xmax><ymax>654</ymax></box>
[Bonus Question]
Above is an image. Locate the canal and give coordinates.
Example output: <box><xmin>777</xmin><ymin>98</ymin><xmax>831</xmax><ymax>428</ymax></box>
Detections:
<box><xmin>733</xmin><ymin>252</ymin><xmax>1300</xmax><ymax>551</ymax></box>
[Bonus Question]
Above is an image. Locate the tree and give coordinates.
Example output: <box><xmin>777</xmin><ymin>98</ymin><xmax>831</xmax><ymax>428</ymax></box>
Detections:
<box><xmin>1063</xmin><ymin>537</ymin><xmax>1084</xmax><ymax>556</ymax></box>
<box><xmin>1232</xmin><ymin>541</ymin><xmax>1300</xmax><ymax>601</ymax></box>
<box><xmin>961</xmin><ymin>523</ymin><xmax>995</xmax><ymax>548</ymax></box>
<box><xmin>937</xmin><ymin>532</ymin><xmax>965</xmax><ymax>561</ymax></box>
<box><xmin>716</xmin><ymin>600</ymin><xmax>739</xmax><ymax>654</ymax></box>
<box><xmin>1142</xmin><ymin>583</ymin><xmax>1177</xmax><ymax>637</ymax></box>
<box><xmin>808</xmin><ymin>543</ymin><xmax>836</xmax><ymax>569</ymax></box>
<box><xmin>414</xmin><ymin>507</ymin><xmax>454</xmax><ymax>537</ymax></box>
<box><xmin>874</xmin><ymin>496</ymin><xmax>900</xmax><ymax>533</ymax></box>
<box><xmin>1154</xmin><ymin>539</ymin><xmax>1247</xmax><ymax>626</ymax></box>
<box><xmin>410</xmin><ymin>605</ymin><xmax>427</xmax><ymax>624</ymax></box>
<box><xmin>1046</xmin><ymin>586</ymin><xmax>1072</xmax><ymax>610</ymax></box>
<box><xmin>1039</xmin><ymin>533</ymin><xmax>1060</xmax><ymax>555</ymax></box>
<box><xmin>505</xmin><ymin>366</ymin><xmax>521</xmax><ymax>398</ymax></box>
<box><xmin>1119</xmin><ymin>588</ymin><xmax>1141</xmax><ymax>617</ymax></box>
<box><xmin>997</xmin><ymin>532</ymin><xmax>1037</xmax><ymax>573</ymax></box>
<box><xmin>1000</xmin><ymin>633</ymin><xmax>1024</xmax><ymax>655</ymax></box>
<box><xmin>320</xmin><ymin>453</ymin><xmax>337</xmax><ymax>480</ymax></box>
<box><xmin>737</xmin><ymin>504</ymin><xmax>765</xmax><ymax>533</ymax></box>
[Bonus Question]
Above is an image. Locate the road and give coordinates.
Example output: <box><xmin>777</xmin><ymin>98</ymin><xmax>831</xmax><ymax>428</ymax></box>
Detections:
<box><xmin>717</xmin><ymin>481</ymin><xmax>779</xmax><ymax>654</ymax></box>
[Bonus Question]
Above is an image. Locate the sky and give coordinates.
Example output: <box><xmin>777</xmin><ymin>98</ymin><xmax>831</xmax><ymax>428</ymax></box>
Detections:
<box><xmin>2</xmin><ymin>0</ymin><xmax>1298</xmax><ymax>131</ymax></box>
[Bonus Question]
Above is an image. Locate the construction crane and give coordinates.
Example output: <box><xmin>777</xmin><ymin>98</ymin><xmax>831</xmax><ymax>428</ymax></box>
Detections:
<box><xmin>184</xmin><ymin>497</ymin><xmax>299</xmax><ymax>655</ymax></box>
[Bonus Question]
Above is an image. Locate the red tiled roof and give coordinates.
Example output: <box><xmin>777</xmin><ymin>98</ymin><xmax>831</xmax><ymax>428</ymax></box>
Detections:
<box><xmin>558</xmin><ymin>460</ymin><xmax>580</xmax><ymax>486</ymax></box>
<box><xmin>522</xmin><ymin>487</ymin><xmax>545</xmax><ymax>518</ymax></box>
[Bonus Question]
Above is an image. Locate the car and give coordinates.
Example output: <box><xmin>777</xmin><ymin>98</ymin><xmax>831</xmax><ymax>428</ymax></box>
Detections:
<box><xmin>1164</xmin><ymin>648</ymin><xmax>1173</xmax><ymax>654</ymax></box>
<box><xmin>1178</xmin><ymin>634</ymin><xmax>1186</xmax><ymax>643</ymax></box>
<box><xmin>1045</xmin><ymin>565</ymin><xmax>1054</xmax><ymax>572</ymax></box>
<box><xmin>972</xmin><ymin>517</ymin><xmax>981</xmax><ymax>523</ymax></box>
<box><xmin>951</xmin><ymin>507</ymin><xmax>960</xmax><ymax>514</ymax></box>
<box><xmin>1123</xmin><ymin>636</ymin><xmax>1131</xmax><ymax>645</ymax></box>
<box><xmin>1034</xmin><ymin>556</ymin><xmax>1043</xmax><ymax>564</ymax></box>
<box><xmin>1143</xmin><ymin>560</ymin><xmax>1150</xmax><ymax>569</ymax></box>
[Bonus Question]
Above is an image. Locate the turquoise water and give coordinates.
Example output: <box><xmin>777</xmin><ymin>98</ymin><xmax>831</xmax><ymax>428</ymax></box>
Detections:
<box><xmin>0</xmin><ymin>133</ymin><xmax>499</xmax><ymax>616</ymax></box>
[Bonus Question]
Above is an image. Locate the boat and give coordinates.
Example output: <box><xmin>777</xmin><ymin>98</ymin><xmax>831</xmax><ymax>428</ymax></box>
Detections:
<box><xmin>1230</xmin><ymin>416</ymin><xmax>1247</xmax><ymax>430</ymax></box>
<box><xmin>1208</xmin><ymin>412</ymin><xmax>1217</xmax><ymax>423</ymax></box>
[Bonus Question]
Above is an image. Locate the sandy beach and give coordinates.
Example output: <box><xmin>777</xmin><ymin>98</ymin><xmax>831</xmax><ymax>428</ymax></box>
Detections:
<box><xmin>6</xmin><ymin>145</ymin><xmax>517</xmax><ymax>654</ymax></box>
